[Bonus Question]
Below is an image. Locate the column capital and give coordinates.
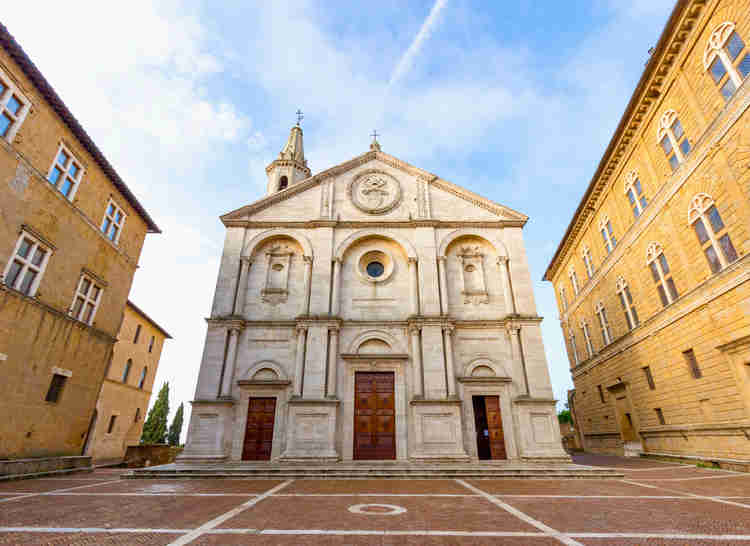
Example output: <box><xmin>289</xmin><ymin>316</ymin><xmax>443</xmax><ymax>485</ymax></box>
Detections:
<box><xmin>328</xmin><ymin>326</ymin><xmax>340</xmax><ymax>335</ymax></box>
<box><xmin>442</xmin><ymin>325</ymin><xmax>455</xmax><ymax>335</ymax></box>
<box><xmin>228</xmin><ymin>326</ymin><xmax>242</xmax><ymax>336</ymax></box>
<box><xmin>296</xmin><ymin>324</ymin><xmax>309</xmax><ymax>335</ymax></box>
<box><xmin>497</xmin><ymin>256</ymin><xmax>509</xmax><ymax>265</ymax></box>
<box><xmin>303</xmin><ymin>255</ymin><xmax>313</xmax><ymax>264</ymax></box>
<box><xmin>240</xmin><ymin>256</ymin><xmax>253</xmax><ymax>265</ymax></box>
<box><xmin>333</xmin><ymin>257</ymin><xmax>343</xmax><ymax>264</ymax></box>
<box><xmin>408</xmin><ymin>256</ymin><xmax>418</xmax><ymax>264</ymax></box>
<box><xmin>437</xmin><ymin>255</ymin><xmax>447</xmax><ymax>262</ymax></box>
<box><xmin>408</xmin><ymin>324</ymin><xmax>421</xmax><ymax>335</ymax></box>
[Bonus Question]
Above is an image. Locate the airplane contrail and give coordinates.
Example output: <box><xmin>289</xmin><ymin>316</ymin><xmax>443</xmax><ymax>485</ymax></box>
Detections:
<box><xmin>387</xmin><ymin>0</ymin><xmax>448</xmax><ymax>88</ymax></box>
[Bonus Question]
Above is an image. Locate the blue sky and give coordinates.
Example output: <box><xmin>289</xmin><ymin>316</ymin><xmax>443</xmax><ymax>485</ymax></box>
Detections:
<box><xmin>5</xmin><ymin>0</ymin><xmax>674</xmax><ymax>430</ymax></box>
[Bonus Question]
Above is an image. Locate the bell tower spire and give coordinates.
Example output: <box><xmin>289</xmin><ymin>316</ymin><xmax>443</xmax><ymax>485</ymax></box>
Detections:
<box><xmin>266</xmin><ymin>111</ymin><xmax>311</xmax><ymax>194</ymax></box>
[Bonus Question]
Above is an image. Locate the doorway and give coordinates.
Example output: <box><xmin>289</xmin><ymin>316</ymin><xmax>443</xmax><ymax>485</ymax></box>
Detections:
<box><xmin>242</xmin><ymin>397</ymin><xmax>276</xmax><ymax>461</ymax></box>
<box><xmin>472</xmin><ymin>395</ymin><xmax>507</xmax><ymax>460</ymax></box>
<box><xmin>354</xmin><ymin>372</ymin><xmax>396</xmax><ymax>460</ymax></box>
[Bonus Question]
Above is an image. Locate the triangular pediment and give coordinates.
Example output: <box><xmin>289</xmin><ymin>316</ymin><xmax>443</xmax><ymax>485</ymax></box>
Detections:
<box><xmin>221</xmin><ymin>150</ymin><xmax>527</xmax><ymax>224</ymax></box>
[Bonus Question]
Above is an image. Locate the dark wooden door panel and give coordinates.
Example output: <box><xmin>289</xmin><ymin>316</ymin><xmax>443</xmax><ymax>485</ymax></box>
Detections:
<box><xmin>242</xmin><ymin>397</ymin><xmax>276</xmax><ymax>461</ymax></box>
<box><xmin>484</xmin><ymin>395</ymin><xmax>507</xmax><ymax>460</ymax></box>
<box><xmin>354</xmin><ymin>372</ymin><xmax>395</xmax><ymax>460</ymax></box>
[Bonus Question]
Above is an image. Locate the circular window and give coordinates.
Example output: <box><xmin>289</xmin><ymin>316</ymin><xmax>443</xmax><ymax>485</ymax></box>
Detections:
<box><xmin>272</xmin><ymin>263</ymin><xmax>284</xmax><ymax>271</ymax></box>
<box><xmin>366</xmin><ymin>261</ymin><xmax>384</xmax><ymax>278</ymax></box>
<box><xmin>464</xmin><ymin>264</ymin><xmax>476</xmax><ymax>272</ymax></box>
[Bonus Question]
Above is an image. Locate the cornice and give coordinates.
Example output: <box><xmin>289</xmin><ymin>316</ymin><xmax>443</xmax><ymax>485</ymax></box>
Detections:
<box><xmin>222</xmin><ymin>219</ymin><xmax>525</xmax><ymax>229</ymax></box>
<box><xmin>205</xmin><ymin>316</ymin><xmax>544</xmax><ymax>329</ymax></box>
<box><xmin>557</xmin><ymin>81</ymin><xmax>750</xmax><ymax>319</ymax></box>
<box><xmin>544</xmin><ymin>0</ymin><xmax>708</xmax><ymax>281</ymax></box>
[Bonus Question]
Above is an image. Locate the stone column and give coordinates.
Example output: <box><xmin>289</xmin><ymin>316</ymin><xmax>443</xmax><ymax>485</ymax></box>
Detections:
<box><xmin>408</xmin><ymin>257</ymin><xmax>419</xmax><ymax>316</ymax></box>
<box><xmin>302</xmin><ymin>255</ymin><xmax>313</xmax><ymax>316</ymax></box>
<box><xmin>294</xmin><ymin>325</ymin><xmax>308</xmax><ymax>397</ymax></box>
<box><xmin>443</xmin><ymin>325</ymin><xmax>456</xmax><ymax>397</ymax></box>
<box><xmin>220</xmin><ymin>327</ymin><xmax>241</xmax><ymax>397</ymax></box>
<box><xmin>409</xmin><ymin>325</ymin><xmax>423</xmax><ymax>398</ymax></box>
<box><xmin>510</xmin><ymin>326</ymin><xmax>530</xmax><ymax>395</ymax></box>
<box><xmin>233</xmin><ymin>258</ymin><xmax>251</xmax><ymax>316</ymax></box>
<box><xmin>326</xmin><ymin>328</ymin><xmax>339</xmax><ymax>398</ymax></box>
<box><xmin>331</xmin><ymin>258</ymin><xmax>342</xmax><ymax>316</ymax></box>
<box><xmin>498</xmin><ymin>256</ymin><xmax>516</xmax><ymax>315</ymax></box>
<box><xmin>437</xmin><ymin>256</ymin><xmax>449</xmax><ymax>315</ymax></box>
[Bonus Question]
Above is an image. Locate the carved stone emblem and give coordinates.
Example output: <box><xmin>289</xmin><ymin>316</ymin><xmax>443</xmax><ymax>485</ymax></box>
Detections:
<box><xmin>349</xmin><ymin>170</ymin><xmax>402</xmax><ymax>214</ymax></box>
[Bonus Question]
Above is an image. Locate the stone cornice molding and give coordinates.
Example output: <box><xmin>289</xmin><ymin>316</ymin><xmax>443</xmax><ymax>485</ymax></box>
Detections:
<box><xmin>264</xmin><ymin>158</ymin><xmax>311</xmax><ymax>177</ymax></box>
<box><xmin>716</xmin><ymin>334</ymin><xmax>750</xmax><ymax>354</ymax></box>
<box><xmin>571</xmin><ymin>256</ymin><xmax>750</xmax><ymax>379</ymax></box>
<box><xmin>457</xmin><ymin>376</ymin><xmax>512</xmax><ymax>384</ymax></box>
<box><xmin>544</xmin><ymin>0</ymin><xmax>709</xmax><ymax>281</ymax></box>
<box><xmin>556</xmin><ymin>84</ymin><xmax>750</xmax><ymax>318</ymax></box>
<box><xmin>340</xmin><ymin>353</ymin><xmax>410</xmax><ymax>361</ymax></box>
<box><xmin>221</xmin><ymin>148</ymin><xmax>526</xmax><ymax>225</ymax></box>
<box><xmin>223</xmin><ymin>219</ymin><xmax>526</xmax><ymax>229</ymax></box>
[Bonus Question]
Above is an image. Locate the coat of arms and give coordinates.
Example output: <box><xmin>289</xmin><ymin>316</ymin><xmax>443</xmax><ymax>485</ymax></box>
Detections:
<box><xmin>349</xmin><ymin>171</ymin><xmax>402</xmax><ymax>214</ymax></box>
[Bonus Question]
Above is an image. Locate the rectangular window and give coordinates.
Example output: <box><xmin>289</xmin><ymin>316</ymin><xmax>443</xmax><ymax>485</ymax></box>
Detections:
<box><xmin>101</xmin><ymin>200</ymin><xmax>126</xmax><ymax>243</ymax></box>
<box><xmin>582</xmin><ymin>249</ymin><xmax>594</xmax><ymax>279</ymax></box>
<box><xmin>148</xmin><ymin>336</ymin><xmax>155</xmax><ymax>353</ymax></box>
<box><xmin>71</xmin><ymin>274</ymin><xmax>103</xmax><ymax>325</ymax></box>
<box><xmin>47</xmin><ymin>145</ymin><xmax>84</xmax><ymax>200</ymax></box>
<box><xmin>597</xmin><ymin>385</ymin><xmax>605</xmax><ymax>404</ymax></box>
<box><xmin>133</xmin><ymin>324</ymin><xmax>142</xmax><ymax>344</ymax></box>
<box><xmin>597</xmin><ymin>306</ymin><xmax>612</xmax><ymax>345</ymax></box>
<box><xmin>683</xmin><ymin>349</ymin><xmax>702</xmax><ymax>379</ymax></box>
<box><xmin>618</xmin><ymin>285</ymin><xmax>640</xmax><ymax>330</ymax></box>
<box><xmin>134</xmin><ymin>408</ymin><xmax>141</xmax><ymax>422</ymax></box>
<box><xmin>654</xmin><ymin>408</ymin><xmax>665</xmax><ymax>425</ymax></box>
<box><xmin>650</xmin><ymin>252</ymin><xmax>678</xmax><ymax>308</ymax></box>
<box><xmin>122</xmin><ymin>359</ymin><xmax>132</xmax><ymax>383</ymax></box>
<box><xmin>3</xmin><ymin>232</ymin><xmax>51</xmax><ymax>296</ymax></box>
<box><xmin>0</xmin><ymin>72</ymin><xmax>30</xmax><ymax>141</ymax></box>
<box><xmin>107</xmin><ymin>415</ymin><xmax>117</xmax><ymax>434</ymax></box>
<box><xmin>643</xmin><ymin>366</ymin><xmax>655</xmax><ymax>390</ymax></box>
<box><xmin>45</xmin><ymin>374</ymin><xmax>67</xmax><ymax>403</ymax></box>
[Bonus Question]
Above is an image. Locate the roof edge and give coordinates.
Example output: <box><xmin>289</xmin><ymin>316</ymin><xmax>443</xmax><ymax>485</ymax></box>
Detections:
<box><xmin>542</xmin><ymin>0</ymin><xmax>691</xmax><ymax>281</ymax></box>
<box><xmin>0</xmin><ymin>23</ymin><xmax>161</xmax><ymax>233</ymax></box>
<box><xmin>126</xmin><ymin>300</ymin><xmax>173</xmax><ymax>339</ymax></box>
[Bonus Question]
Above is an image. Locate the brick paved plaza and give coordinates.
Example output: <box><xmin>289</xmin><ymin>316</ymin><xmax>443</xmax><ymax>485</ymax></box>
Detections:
<box><xmin>0</xmin><ymin>454</ymin><xmax>749</xmax><ymax>545</ymax></box>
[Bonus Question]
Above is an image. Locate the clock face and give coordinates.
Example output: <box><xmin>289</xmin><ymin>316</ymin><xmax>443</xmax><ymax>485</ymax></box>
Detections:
<box><xmin>350</xmin><ymin>170</ymin><xmax>402</xmax><ymax>214</ymax></box>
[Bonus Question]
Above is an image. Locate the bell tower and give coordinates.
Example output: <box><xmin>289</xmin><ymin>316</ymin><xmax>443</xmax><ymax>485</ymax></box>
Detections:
<box><xmin>266</xmin><ymin>111</ymin><xmax>311</xmax><ymax>194</ymax></box>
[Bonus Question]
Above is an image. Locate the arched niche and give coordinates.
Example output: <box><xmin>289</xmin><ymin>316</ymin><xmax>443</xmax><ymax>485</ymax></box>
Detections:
<box><xmin>334</xmin><ymin>229</ymin><xmax>417</xmax><ymax>261</ymax></box>
<box><xmin>242</xmin><ymin>228</ymin><xmax>314</xmax><ymax>260</ymax></box>
<box><xmin>244</xmin><ymin>361</ymin><xmax>289</xmax><ymax>382</ymax></box>
<box><xmin>463</xmin><ymin>358</ymin><xmax>509</xmax><ymax>379</ymax></box>
<box><xmin>348</xmin><ymin>330</ymin><xmax>404</xmax><ymax>354</ymax></box>
<box><xmin>437</xmin><ymin>229</ymin><xmax>507</xmax><ymax>260</ymax></box>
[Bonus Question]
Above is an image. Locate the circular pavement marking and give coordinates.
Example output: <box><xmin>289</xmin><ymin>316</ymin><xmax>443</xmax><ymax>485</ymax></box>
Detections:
<box><xmin>347</xmin><ymin>503</ymin><xmax>407</xmax><ymax>515</ymax></box>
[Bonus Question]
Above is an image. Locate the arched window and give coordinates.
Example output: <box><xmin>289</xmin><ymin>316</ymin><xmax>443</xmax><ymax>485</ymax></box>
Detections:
<box><xmin>580</xmin><ymin>319</ymin><xmax>594</xmax><ymax>358</ymax></box>
<box><xmin>599</xmin><ymin>215</ymin><xmax>617</xmax><ymax>255</ymax></box>
<box><xmin>567</xmin><ymin>325</ymin><xmax>579</xmax><ymax>366</ymax></box>
<box><xmin>688</xmin><ymin>193</ymin><xmax>738</xmax><ymax>274</ymax></box>
<box><xmin>582</xmin><ymin>245</ymin><xmax>594</xmax><ymax>279</ymax></box>
<box><xmin>138</xmin><ymin>367</ymin><xmax>147</xmax><ymax>389</ymax></box>
<box><xmin>615</xmin><ymin>276</ymin><xmax>640</xmax><ymax>331</ymax></box>
<box><xmin>657</xmin><ymin>110</ymin><xmax>691</xmax><ymax>171</ymax></box>
<box><xmin>278</xmin><ymin>176</ymin><xmax>288</xmax><ymax>191</ymax></box>
<box><xmin>568</xmin><ymin>264</ymin><xmax>580</xmax><ymax>296</ymax></box>
<box><xmin>646</xmin><ymin>243</ymin><xmax>679</xmax><ymax>307</ymax></box>
<box><xmin>559</xmin><ymin>285</ymin><xmax>568</xmax><ymax>313</ymax></box>
<box><xmin>624</xmin><ymin>169</ymin><xmax>648</xmax><ymax>219</ymax></box>
<box><xmin>595</xmin><ymin>301</ymin><xmax>613</xmax><ymax>346</ymax></box>
<box><xmin>122</xmin><ymin>359</ymin><xmax>132</xmax><ymax>383</ymax></box>
<box><xmin>134</xmin><ymin>408</ymin><xmax>141</xmax><ymax>422</ymax></box>
<box><xmin>704</xmin><ymin>22</ymin><xmax>750</xmax><ymax>101</ymax></box>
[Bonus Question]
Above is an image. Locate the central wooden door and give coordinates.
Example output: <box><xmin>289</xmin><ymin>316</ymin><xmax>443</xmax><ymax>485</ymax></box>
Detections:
<box><xmin>242</xmin><ymin>397</ymin><xmax>276</xmax><ymax>461</ymax></box>
<box><xmin>354</xmin><ymin>372</ymin><xmax>396</xmax><ymax>460</ymax></box>
<box><xmin>473</xmin><ymin>395</ymin><xmax>507</xmax><ymax>460</ymax></box>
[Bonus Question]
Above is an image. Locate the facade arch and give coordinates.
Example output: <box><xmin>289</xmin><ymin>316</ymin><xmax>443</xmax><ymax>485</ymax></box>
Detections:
<box><xmin>334</xmin><ymin>229</ymin><xmax>417</xmax><ymax>261</ymax></box>
<box><xmin>462</xmin><ymin>357</ymin><xmax>509</xmax><ymax>378</ymax></box>
<box><xmin>438</xmin><ymin>229</ymin><xmax>507</xmax><ymax>258</ymax></box>
<box><xmin>243</xmin><ymin>228</ymin><xmax>313</xmax><ymax>260</ymax></box>
<box><xmin>245</xmin><ymin>360</ymin><xmax>288</xmax><ymax>381</ymax></box>
<box><xmin>347</xmin><ymin>329</ymin><xmax>405</xmax><ymax>354</ymax></box>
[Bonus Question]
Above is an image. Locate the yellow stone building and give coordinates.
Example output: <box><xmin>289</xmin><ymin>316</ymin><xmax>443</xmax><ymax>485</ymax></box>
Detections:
<box><xmin>85</xmin><ymin>301</ymin><xmax>171</xmax><ymax>462</ymax></box>
<box><xmin>0</xmin><ymin>24</ymin><xmax>160</xmax><ymax>458</ymax></box>
<box><xmin>544</xmin><ymin>0</ymin><xmax>750</xmax><ymax>467</ymax></box>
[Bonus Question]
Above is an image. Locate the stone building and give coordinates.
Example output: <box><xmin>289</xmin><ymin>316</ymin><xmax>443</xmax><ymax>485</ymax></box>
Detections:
<box><xmin>85</xmin><ymin>301</ymin><xmax>171</xmax><ymax>462</ymax></box>
<box><xmin>0</xmin><ymin>24</ymin><xmax>160</xmax><ymax>458</ymax></box>
<box><xmin>180</xmin><ymin>124</ymin><xmax>567</xmax><ymax>463</ymax></box>
<box><xmin>544</xmin><ymin>0</ymin><xmax>750</xmax><ymax>466</ymax></box>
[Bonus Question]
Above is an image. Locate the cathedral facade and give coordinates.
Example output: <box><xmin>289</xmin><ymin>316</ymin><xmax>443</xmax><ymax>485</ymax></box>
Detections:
<box><xmin>180</xmin><ymin>126</ymin><xmax>566</xmax><ymax>463</ymax></box>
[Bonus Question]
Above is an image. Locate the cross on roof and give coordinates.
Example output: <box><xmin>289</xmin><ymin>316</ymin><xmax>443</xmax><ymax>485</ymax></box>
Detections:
<box><xmin>370</xmin><ymin>129</ymin><xmax>379</xmax><ymax>141</ymax></box>
<box><xmin>296</xmin><ymin>109</ymin><xmax>304</xmax><ymax>125</ymax></box>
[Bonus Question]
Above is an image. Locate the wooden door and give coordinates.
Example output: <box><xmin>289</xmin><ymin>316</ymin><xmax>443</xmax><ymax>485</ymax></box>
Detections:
<box><xmin>242</xmin><ymin>397</ymin><xmax>276</xmax><ymax>461</ymax></box>
<box><xmin>484</xmin><ymin>396</ymin><xmax>507</xmax><ymax>460</ymax></box>
<box><xmin>354</xmin><ymin>372</ymin><xmax>396</xmax><ymax>460</ymax></box>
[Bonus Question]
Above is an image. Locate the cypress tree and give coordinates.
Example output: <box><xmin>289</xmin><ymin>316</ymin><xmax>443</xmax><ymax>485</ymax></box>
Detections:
<box><xmin>141</xmin><ymin>382</ymin><xmax>169</xmax><ymax>444</ymax></box>
<box><xmin>167</xmin><ymin>402</ymin><xmax>184</xmax><ymax>446</ymax></box>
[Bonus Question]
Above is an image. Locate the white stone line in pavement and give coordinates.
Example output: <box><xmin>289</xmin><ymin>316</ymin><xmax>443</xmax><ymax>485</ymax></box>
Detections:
<box><xmin>4</xmin><ymin>526</ymin><xmax>750</xmax><ymax>540</ymax></box>
<box><xmin>495</xmin><ymin>495</ymin><xmax>689</xmax><ymax>499</ymax></box>
<box><xmin>167</xmin><ymin>479</ymin><xmax>293</xmax><ymax>546</ymax></box>
<box><xmin>0</xmin><ymin>479</ymin><xmax>121</xmax><ymax>504</ymax></box>
<box><xmin>640</xmin><ymin>474</ymin><xmax>750</xmax><ymax>481</ymax></box>
<box><xmin>622</xmin><ymin>479</ymin><xmax>750</xmax><ymax>510</ymax></box>
<box><xmin>33</xmin><ymin>492</ymin><xmax>260</xmax><ymax>497</ymax></box>
<box><xmin>273</xmin><ymin>493</ymin><xmax>479</xmax><ymax>497</ymax></box>
<box><xmin>609</xmin><ymin>465</ymin><xmax>692</xmax><ymax>472</ymax></box>
<box><xmin>455</xmin><ymin>478</ymin><xmax>583</xmax><ymax>546</ymax></box>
